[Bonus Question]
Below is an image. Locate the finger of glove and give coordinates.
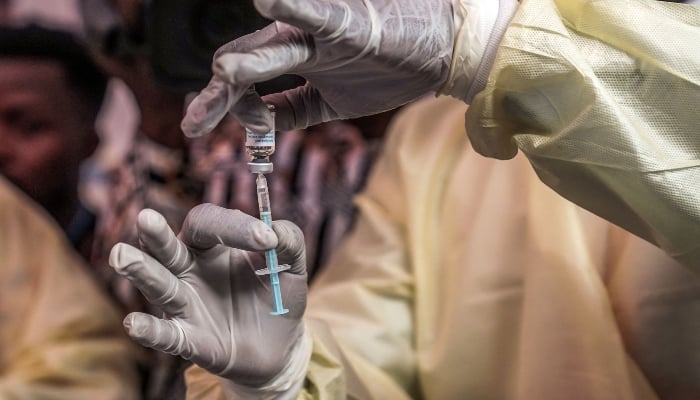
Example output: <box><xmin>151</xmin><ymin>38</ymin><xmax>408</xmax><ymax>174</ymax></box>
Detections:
<box><xmin>271</xmin><ymin>220</ymin><xmax>306</xmax><ymax>275</ymax></box>
<box><xmin>254</xmin><ymin>0</ymin><xmax>347</xmax><ymax>38</ymax></box>
<box><xmin>109</xmin><ymin>243</ymin><xmax>187</xmax><ymax>315</ymax></box>
<box><xmin>124</xmin><ymin>313</ymin><xmax>188</xmax><ymax>357</ymax></box>
<box><xmin>181</xmin><ymin>24</ymin><xmax>281</xmax><ymax>138</ymax></box>
<box><xmin>262</xmin><ymin>85</ymin><xmax>339</xmax><ymax>130</ymax></box>
<box><xmin>213</xmin><ymin>22</ymin><xmax>279</xmax><ymax>59</ymax></box>
<box><xmin>181</xmin><ymin>77</ymin><xmax>237</xmax><ymax>138</ymax></box>
<box><xmin>181</xmin><ymin>203</ymin><xmax>278</xmax><ymax>251</ymax></box>
<box><xmin>137</xmin><ymin>209</ymin><xmax>192</xmax><ymax>276</ymax></box>
<box><xmin>229</xmin><ymin>87</ymin><xmax>273</xmax><ymax>134</ymax></box>
<box><xmin>213</xmin><ymin>32</ymin><xmax>312</xmax><ymax>91</ymax></box>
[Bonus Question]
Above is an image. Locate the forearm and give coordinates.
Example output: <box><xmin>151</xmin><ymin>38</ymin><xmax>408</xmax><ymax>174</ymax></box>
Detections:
<box><xmin>438</xmin><ymin>0</ymin><xmax>519</xmax><ymax>103</ymax></box>
<box><xmin>466</xmin><ymin>0</ymin><xmax>700</xmax><ymax>268</ymax></box>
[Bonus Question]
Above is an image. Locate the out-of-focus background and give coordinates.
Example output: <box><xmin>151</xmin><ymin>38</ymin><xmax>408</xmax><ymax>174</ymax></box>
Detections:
<box><xmin>0</xmin><ymin>1</ymin><xmax>393</xmax><ymax>398</ymax></box>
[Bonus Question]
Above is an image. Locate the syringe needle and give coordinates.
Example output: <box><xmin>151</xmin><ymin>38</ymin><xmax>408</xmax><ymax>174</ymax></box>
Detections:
<box><xmin>255</xmin><ymin>173</ymin><xmax>289</xmax><ymax>316</ymax></box>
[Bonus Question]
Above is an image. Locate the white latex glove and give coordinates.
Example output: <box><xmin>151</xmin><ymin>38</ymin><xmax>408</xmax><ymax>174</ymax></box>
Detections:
<box><xmin>181</xmin><ymin>0</ymin><xmax>517</xmax><ymax>137</ymax></box>
<box><xmin>109</xmin><ymin>205</ymin><xmax>311</xmax><ymax>397</ymax></box>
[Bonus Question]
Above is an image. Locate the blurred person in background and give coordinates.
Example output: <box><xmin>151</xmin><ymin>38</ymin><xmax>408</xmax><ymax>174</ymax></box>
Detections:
<box><xmin>0</xmin><ymin>20</ymin><xmax>145</xmax><ymax>398</ymax></box>
<box><xmin>0</xmin><ymin>24</ymin><xmax>105</xmax><ymax>259</ymax></box>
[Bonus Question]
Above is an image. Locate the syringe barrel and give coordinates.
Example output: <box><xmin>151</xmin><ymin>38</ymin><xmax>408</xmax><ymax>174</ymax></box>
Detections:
<box><xmin>256</xmin><ymin>173</ymin><xmax>271</xmax><ymax>214</ymax></box>
<box><xmin>254</xmin><ymin>172</ymin><xmax>289</xmax><ymax>315</ymax></box>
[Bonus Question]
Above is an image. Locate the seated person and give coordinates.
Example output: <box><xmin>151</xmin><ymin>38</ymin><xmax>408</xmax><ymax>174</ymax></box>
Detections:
<box><xmin>0</xmin><ymin>24</ymin><xmax>105</xmax><ymax>261</ymax></box>
<box><xmin>0</xmin><ymin>177</ymin><xmax>140</xmax><ymax>399</ymax></box>
<box><xmin>111</xmin><ymin>96</ymin><xmax>700</xmax><ymax>399</ymax></box>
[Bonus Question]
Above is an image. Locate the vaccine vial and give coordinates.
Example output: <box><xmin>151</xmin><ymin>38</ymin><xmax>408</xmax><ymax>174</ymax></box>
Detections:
<box><xmin>246</xmin><ymin>104</ymin><xmax>275</xmax><ymax>174</ymax></box>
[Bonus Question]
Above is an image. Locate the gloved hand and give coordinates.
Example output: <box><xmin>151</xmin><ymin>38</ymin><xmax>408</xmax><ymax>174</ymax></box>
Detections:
<box><xmin>181</xmin><ymin>0</ymin><xmax>517</xmax><ymax>137</ymax></box>
<box><xmin>109</xmin><ymin>205</ymin><xmax>311</xmax><ymax>397</ymax></box>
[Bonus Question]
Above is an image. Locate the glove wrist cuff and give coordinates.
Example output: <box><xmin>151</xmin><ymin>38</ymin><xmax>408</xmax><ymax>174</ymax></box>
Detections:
<box><xmin>438</xmin><ymin>0</ymin><xmax>519</xmax><ymax>103</ymax></box>
<box><xmin>220</xmin><ymin>323</ymin><xmax>312</xmax><ymax>400</ymax></box>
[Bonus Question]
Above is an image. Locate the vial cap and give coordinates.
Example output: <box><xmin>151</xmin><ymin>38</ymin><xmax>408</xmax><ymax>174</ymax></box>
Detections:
<box><xmin>248</xmin><ymin>161</ymin><xmax>273</xmax><ymax>174</ymax></box>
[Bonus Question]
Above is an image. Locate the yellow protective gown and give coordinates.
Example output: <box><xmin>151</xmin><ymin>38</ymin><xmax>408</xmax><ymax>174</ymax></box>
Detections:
<box><xmin>467</xmin><ymin>0</ymin><xmax>700</xmax><ymax>268</ymax></box>
<box><xmin>185</xmin><ymin>96</ymin><xmax>700</xmax><ymax>399</ymax></box>
<box><xmin>0</xmin><ymin>178</ymin><xmax>141</xmax><ymax>399</ymax></box>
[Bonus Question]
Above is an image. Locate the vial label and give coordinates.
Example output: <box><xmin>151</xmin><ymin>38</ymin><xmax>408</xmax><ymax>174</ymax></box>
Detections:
<box><xmin>246</xmin><ymin>128</ymin><xmax>275</xmax><ymax>147</ymax></box>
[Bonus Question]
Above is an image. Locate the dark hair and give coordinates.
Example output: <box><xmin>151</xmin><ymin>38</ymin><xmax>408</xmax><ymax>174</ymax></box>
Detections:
<box><xmin>0</xmin><ymin>24</ymin><xmax>108</xmax><ymax>118</ymax></box>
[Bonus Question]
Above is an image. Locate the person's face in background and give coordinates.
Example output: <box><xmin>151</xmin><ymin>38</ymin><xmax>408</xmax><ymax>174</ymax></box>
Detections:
<box><xmin>0</xmin><ymin>58</ymin><xmax>97</xmax><ymax>226</ymax></box>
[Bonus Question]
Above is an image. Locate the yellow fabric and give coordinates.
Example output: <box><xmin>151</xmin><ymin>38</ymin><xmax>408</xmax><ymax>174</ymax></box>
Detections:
<box><xmin>466</xmin><ymin>0</ymin><xmax>700</xmax><ymax>268</ymax></box>
<box><xmin>186</xmin><ymin>96</ymin><xmax>700</xmax><ymax>399</ymax></box>
<box><xmin>0</xmin><ymin>178</ymin><xmax>141</xmax><ymax>399</ymax></box>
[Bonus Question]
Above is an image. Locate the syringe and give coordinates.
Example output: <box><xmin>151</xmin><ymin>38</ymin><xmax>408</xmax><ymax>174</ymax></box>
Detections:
<box><xmin>245</xmin><ymin>105</ymin><xmax>289</xmax><ymax>315</ymax></box>
<box><xmin>254</xmin><ymin>173</ymin><xmax>289</xmax><ymax>315</ymax></box>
